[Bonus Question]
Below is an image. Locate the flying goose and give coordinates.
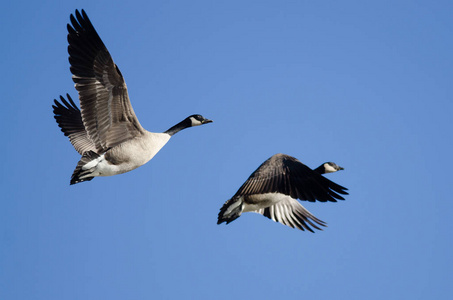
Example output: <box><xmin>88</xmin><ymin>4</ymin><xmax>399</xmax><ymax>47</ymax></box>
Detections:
<box><xmin>53</xmin><ymin>10</ymin><xmax>212</xmax><ymax>185</ymax></box>
<box><xmin>217</xmin><ymin>153</ymin><xmax>348</xmax><ymax>232</ymax></box>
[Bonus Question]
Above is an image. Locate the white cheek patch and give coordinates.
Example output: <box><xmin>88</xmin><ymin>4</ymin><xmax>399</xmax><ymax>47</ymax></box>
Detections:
<box><xmin>324</xmin><ymin>163</ymin><xmax>338</xmax><ymax>173</ymax></box>
<box><xmin>190</xmin><ymin>117</ymin><xmax>202</xmax><ymax>126</ymax></box>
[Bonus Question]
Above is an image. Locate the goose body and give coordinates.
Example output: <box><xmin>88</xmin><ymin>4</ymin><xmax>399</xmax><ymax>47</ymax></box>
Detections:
<box><xmin>53</xmin><ymin>10</ymin><xmax>212</xmax><ymax>184</ymax></box>
<box><xmin>217</xmin><ymin>154</ymin><xmax>348</xmax><ymax>232</ymax></box>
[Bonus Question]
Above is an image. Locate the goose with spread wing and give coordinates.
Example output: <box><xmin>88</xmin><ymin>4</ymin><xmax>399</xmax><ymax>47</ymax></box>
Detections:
<box><xmin>53</xmin><ymin>10</ymin><xmax>212</xmax><ymax>185</ymax></box>
<box><xmin>217</xmin><ymin>154</ymin><xmax>348</xmax><ymax>232</ymax></box>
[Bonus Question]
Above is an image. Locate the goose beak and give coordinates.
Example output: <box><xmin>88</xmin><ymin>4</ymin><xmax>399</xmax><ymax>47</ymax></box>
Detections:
<box><xmin>339</xmin><ymin>166</ymin><xmax>344</xmax><ymax>170</ymax></box>
<box><xmin>202</xmin><ymin>118</ymin><xmax>213</xmax><ymax>124</ymax></box>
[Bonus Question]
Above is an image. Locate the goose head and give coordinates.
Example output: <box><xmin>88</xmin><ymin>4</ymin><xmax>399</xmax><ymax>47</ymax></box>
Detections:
<box><xmin>164</xmin><ymin>114</ymin><xmax>213</xmax><ymax>136</ymax></box>
<box><xmin>320</xmin><ymin>162</ymin><xmax>344</xmax><ymax>174</ymax></box>
<box><xmin>188</xmin><ymin>114</ymin><xmax>213</xmax><ymax>126</ymax></box>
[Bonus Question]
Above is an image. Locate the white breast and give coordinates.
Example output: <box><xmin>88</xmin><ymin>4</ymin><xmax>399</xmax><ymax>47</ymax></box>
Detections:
<box><xmin>91</xmin><ymin>132</ymin><xmax>172</xmax><ymax>177</ymax></box>
<box><xmin>141</xmin><ymin>132</ymin><xmax>172</xmax><ymax>163</ymax></box>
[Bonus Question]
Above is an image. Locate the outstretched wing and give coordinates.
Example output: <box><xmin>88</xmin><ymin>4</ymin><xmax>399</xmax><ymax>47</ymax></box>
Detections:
<box><xmin>67</xmin><ymin>9</ymin><xmax>145</xmax><ymax>153</ymax></box>
<box><xmin>234</xmin><ymin>153</ymin><xmax>348</xmax><ymax>202</ymax></box>
<box><xmin>52</xmin><ymin>94</ymin><xmax>96</xmax><ymax>155</ymax></box>
<box><xmin>254</xmin><ymin>197</ymin><xmax>327</xmax><ymax>232</ymax></box>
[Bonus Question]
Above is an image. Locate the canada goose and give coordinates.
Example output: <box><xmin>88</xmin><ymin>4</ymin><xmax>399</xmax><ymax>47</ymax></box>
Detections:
<box><xmin>53</xmin><ymin>10</ymin><xmax>212</xmax><ymax>185</ymax></box>
<box><xmin>217</xmin><ymin>154</ymin><xmax>348</xmax><ymax>232</ymax></box>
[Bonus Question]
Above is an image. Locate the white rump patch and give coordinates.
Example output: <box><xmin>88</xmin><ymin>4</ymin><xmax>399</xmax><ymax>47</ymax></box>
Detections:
<box><xmin>82</xmin><ymin>154</ymin><xmax>104</xmax><ymax>170</ymax></box>
<box><xmin>225</xmin><ymin>197</ymin><xmax>243</xmax><ymax>215</ymax></box>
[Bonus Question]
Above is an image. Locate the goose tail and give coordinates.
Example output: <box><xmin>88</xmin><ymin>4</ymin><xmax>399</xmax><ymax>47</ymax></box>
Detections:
<box><xmin>70</xmin><ymin>151</ymin><xmax>101</xmax><ymax>185</ymax></box>
<box><xmin>217</xmin><ymin>197</ymin><xmax>244</xmax><ymax>225</ymax></box>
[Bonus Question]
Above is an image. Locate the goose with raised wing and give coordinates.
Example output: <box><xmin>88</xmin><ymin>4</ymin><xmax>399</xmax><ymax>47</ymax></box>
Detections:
<box><xmin>217</xmin><ymin>154</ymin><xmax>348</xmax><ymax>232</ymax></box>
<box><xmin>53</xmin><ymin>10</ymin><xmax>212</xmax><ymax>185</ymax></box>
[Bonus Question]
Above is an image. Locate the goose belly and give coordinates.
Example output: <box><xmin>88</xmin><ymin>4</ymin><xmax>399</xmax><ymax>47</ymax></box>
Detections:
<box><xmin>96</xmin><ymin>133</ymin><xmax>171</xmax><ymax>176</ymax></box>
<box><xmin>242</xmin><ymin>193</ymin><xmax>290</xmax><ymax>212</ymax></box>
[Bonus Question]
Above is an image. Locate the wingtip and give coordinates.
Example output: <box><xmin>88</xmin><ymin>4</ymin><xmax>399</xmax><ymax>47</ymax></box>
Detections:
<box><xmin>69</xmin><ymin>12</ymin><xmax>77</xmax><ymax>26</ymax></box>
<box><xmin>81</xmin><ymin>9</ymin><xmax>88</xmax><ymax>19</ymax></box>
<box><xmin>75</xmin><ymin>9</ymin><xmax>82</xmax><ymax>20</ymax></box>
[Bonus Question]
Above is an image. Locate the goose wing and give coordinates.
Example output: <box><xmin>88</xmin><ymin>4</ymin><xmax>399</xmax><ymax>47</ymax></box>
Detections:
<box><xmin>52</xmin><ymin>94</ymin><xmax>96</xmax><ymax>154</ymax></box>
<box><xmin>67</xmin><ymin>9</ymin><xmax>145</xmax><ymax>153</ymax></box>
<box><xmin>234</xmin><ymin>153</ymin><xmax>348</xmax><ymax>202</ymax></box>
<box><xmin>254</xmin><ymin>197</ymin><xmax>326</xmax><ymax>232</ymax></box>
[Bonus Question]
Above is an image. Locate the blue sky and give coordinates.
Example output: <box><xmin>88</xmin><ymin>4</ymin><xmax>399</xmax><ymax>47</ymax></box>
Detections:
<box><xmin>1</xmin><ymin>0</ymin><xmax>452</xmax><ymax>299</ymax></box>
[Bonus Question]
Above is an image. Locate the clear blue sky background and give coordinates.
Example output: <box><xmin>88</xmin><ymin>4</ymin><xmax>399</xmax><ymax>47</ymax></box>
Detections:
<box><xmin>1</xmin><ymin>0</ymin><xmax>452</xmax><ymax>299</ymax></box>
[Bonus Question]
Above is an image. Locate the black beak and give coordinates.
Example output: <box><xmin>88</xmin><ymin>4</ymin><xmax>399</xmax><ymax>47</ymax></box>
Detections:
<box><xmin>202</xmin><ymin>118</ymin><xmax>213</xmax><ymax>124</ymax></box>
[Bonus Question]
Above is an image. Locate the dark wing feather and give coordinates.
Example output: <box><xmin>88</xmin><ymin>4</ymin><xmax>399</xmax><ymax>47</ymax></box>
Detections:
<box><xmin>67</xmin><ymin>9</ymin><xmax>145</xmax><ymax>153</ymax></box>
<box><xmin>52</xmin><ymin>94</ymin><xmax>96</xmax><ymax>154</ymax></box>
<box><xmin>234</xmin><ymin>153</ymin><xmax>348</xmax><ymax>202</ymax></box>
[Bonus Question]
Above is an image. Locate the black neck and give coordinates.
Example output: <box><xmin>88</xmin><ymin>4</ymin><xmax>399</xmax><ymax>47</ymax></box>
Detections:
<box><xmin>313</xmin><ymin>165</ymin><xmax>325</xmax><ymax>174</ymax></box>
<box><xmin>164</xmin><ymin>118</ymin><xmax>192</xmax><ymax>136</ymax></box>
